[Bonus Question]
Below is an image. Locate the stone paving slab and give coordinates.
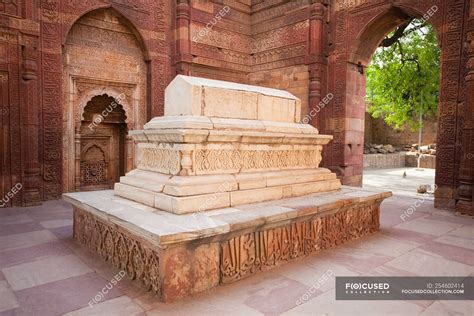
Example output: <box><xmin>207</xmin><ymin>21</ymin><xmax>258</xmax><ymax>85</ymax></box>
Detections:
<box><xmin>2</xmin><ymin>254</ymin><xmax>93</xmax><ymax>291</ymax></box>
<box><xmin>0</xmin><ymin>191</ymin><xmax>473</xmax><ymax>315</ymax></box>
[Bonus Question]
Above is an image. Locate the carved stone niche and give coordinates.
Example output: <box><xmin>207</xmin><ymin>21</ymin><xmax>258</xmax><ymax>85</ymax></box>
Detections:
<box><xmin>114</xmin><ymin>75</ymin><xmax>341</xmax><ymax>214</ymax></box>
<box><xmin>73</xmin><ymin>79</ymin><xmax>137</xmax><ymax>130</ymax></box>
<box><xmin>64</xmin><ymin>77</ymin><xmax>142</xmax><ymax>192</ymax></box>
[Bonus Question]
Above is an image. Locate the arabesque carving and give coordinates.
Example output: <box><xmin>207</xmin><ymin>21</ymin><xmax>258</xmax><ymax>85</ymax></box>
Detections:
<box><xmin>195</xmin><ymin>148</ymin><xmax>323</xmax><ymax>173</ymax></box>
<box><xmin>138</xmin><ymin>148</ymin><xmax>181</xmax><ymax>175</ymax></box>
<box><xmin>74</xmin><ymin>208</ymin><xmax>162</xmax><ymax>295</ymax></box>
<box><xmin>72</xmin><ymin>198</ymin><xmax>382</xmax><ymax>297</ymax></box>
<box><xmin>220</xmin><ymin>202</ymin><xmax>380</xmax><ymax>283</ymax></box>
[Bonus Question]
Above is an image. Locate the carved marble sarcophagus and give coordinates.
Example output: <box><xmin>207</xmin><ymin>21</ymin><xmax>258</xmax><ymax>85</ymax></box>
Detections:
<box><xmin>114</xmin><ymin>75</ymin><xmax>341</xmax><ymax>214</ymax></box>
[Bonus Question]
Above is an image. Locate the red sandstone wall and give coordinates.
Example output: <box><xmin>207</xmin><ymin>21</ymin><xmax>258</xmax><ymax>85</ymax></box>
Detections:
<box><xmin>249</xmin><ymin>1</ymin><xmax>311</xmax><ymax>118</ymax></box>
<box><xmin>0</xmin><ymin>0</ymin><xmax>174</xmax><ymax>205</ymax></box>
<box><xmin>0</xmin><ymin>0</ymin><xmax>470</xmax><ymax>210</ymax></box>
<box><xmin>323</xmin><ymin>0</ymin><xmax>469</xmax><ymax>209</ymax></box>
<box><xmin>185</xmin><ymin>0</ymin><xmax>252</xmax><ymax>83</ymax></box>
<box><xmin>364</xmin><ymin>113</ymin><xmax>439</xmax><ymax>147</ymax></box>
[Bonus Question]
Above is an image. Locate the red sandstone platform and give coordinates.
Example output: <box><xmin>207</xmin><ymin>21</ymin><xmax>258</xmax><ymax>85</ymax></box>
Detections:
<box><xmin>63</xmin><ymin>186</ymin><xmax>391</xmax><ymax>302</ymax></box>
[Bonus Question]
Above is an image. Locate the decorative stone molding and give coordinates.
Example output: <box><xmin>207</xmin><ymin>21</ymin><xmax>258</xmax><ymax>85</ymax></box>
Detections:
<box><xmin>73</xmin><ymin>78</ymin><xmax>137</xmax><ymax>129</ymax></box>
<box><xmin>66</xmin><ymin>187</ymin><xmax>389</xmax><ymax>302</ymax></box>
<box><xmin>137</xmin><ymin>146</ymin><xmax>323</xmax><ymax>175</ymax></box>
<box><xmin>221</xmin><ymin>202</ymin><xmax>380</xmax><ymax>284</ymax></box>
<box><xmin>74</xmin><ymin>208</ymin><xmax>162</xmax><ymax>295</ymax></box>
<box><xmin>194</xmin><ymin>148</ymin><xmax>323</xmax><ymax>173</ymax></box>
<box><xmin>335</xmin><ymin>0</ymin><xmax>372</xmax><ymax>11</ymax></box>
<box><xmin>138</xmin><ymin>148</ymin><xmax>181</xmax><ymax>175</ymax></box>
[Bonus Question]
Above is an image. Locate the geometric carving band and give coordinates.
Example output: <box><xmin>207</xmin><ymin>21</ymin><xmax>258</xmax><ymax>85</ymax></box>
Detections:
<box><xmin>138</xmin><ymin>148</ymin><xmax>181</xmax><ymax>174</ymax></box>
<box><xmin>80</xmin><ymin>161</ymin><xmax>108</xmax><ymax>186</ymax></box>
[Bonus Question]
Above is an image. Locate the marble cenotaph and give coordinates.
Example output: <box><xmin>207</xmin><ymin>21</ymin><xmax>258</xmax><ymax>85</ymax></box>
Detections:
<box><xmin>64</xmin><ymin>75</ymin><xmax>391</xmax><ymax>302</ymax></box>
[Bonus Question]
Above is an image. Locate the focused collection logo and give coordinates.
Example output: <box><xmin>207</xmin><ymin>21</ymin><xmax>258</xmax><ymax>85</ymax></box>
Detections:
<box><xmin>344</xmin><ymin>282</ymin><xmax>390</xmax><ymax>294</ymax></box>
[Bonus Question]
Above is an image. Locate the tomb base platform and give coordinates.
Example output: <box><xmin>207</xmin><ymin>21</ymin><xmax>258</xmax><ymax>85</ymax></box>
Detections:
<box><xmin>63</xmin><ymin>186</ymin><xmax>391</xmax><ymax>302</ymax></box>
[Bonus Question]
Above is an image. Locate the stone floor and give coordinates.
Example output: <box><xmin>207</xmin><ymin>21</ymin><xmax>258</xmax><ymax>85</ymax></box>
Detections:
<box><xmin>363</xmin><ymin>167</ymin><xmax>436</xmax><ymax>199</ymax></box>
<box><xmin>0</xmin><ymin>180</ymin><xmax>473</xmax><ymax>315</ymax></box>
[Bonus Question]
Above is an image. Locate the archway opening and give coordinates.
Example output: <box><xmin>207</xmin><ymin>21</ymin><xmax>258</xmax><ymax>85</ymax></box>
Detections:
<box><xmin>79</xmin><ymin>94</ymin><xmax>127</xmax><ymax>191</ymax></box>
<box><xmin>347</xmin><ymin>6</ymin><xmax>441</xmax><ymax>199</ymax></box>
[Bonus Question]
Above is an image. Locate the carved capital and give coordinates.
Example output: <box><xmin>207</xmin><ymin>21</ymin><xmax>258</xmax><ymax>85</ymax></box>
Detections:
<box><xmin>20</xmin><ymin>37</ymin><xmax>39</xmax><ymax>81</ymax></box>
<box><xmin>176</xmin><ymin>0</ymin><xmax>191</xmax><ymax>20</ymax></box>
<box><xmin>310</xmin><ymin>2</ymin><xmax>325</xmax><ymax>19</ymax></box>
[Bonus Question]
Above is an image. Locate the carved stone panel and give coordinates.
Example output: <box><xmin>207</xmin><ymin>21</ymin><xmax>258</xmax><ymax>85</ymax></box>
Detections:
<box><xmin>0</xmin><ymin>0</ymin><xmax>21</xmax><ymax>17</ymax></box>
<box><xmin>0</xmin><ymin>71</ymin><xmax>11</xmax><ymax>205</ymax></box>
<box><xmin>80</xmin><ymin>145</ymin><xmax>108</xmax><ymax>188</ymax></box>
<box><xmin>79</xmin><ymin>122</ymin><xmax>125</xmax><ymax>191</ymax></box>
<box><xmin>194</xmin><ymin>148</ymin><xmax>323</xmax><ymax>174</ymax></box>
<box><xmin>80</xmin><ymin>138</ymin><xmax>110</xmax><ymax>191</ymax></box>
<box><xmin>220</xmin><ymin>202</ymin><xmax>380</xmax><ymax>284</ymax></box>
<box><xmin>74</xmin><ymin>208</ymin><xmax>162</xmax><ymax>295</ymax></box>
<box><xmin>0</xmin><ymin>41</ymin><xmax>7</xmax><ymax>63</ymax></box>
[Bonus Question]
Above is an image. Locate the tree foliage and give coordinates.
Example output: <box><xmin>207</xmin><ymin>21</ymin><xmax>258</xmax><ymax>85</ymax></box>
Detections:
<box><xmin>366</xmin><ymin>19</ymin><xmax>440</xmax><ymax>130</ymax></box>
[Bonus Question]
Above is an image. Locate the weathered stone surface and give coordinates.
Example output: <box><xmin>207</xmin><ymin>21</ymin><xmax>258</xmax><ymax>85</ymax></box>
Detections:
<box><xmin>164</xmin><ymin>75</ymin><xmax>300</xmax><ymax>123</ymax></box>
<box><xmin>364</xmin><ymin>153</ymin><xmax>407</xmax><ymax>169</ymax></box>
<box><xmin>159</xmin><ymin>243</ymin><xmax>220</xmax><ymax>302</ymax></box>
<box><xmin>65</xmin><ymin>186</ymin><xmax>391</xmax><ymax>302</ymax></box>
<box><xmin>65</xmin><ymin>187</ymin><xmax>391</xmax><ymax>247</ymax></box>
<box><xmin>114</xmin><ymin>76</ymin><xmax>338</xmax><ymax>214</ymax></box>
<box><xmin>1</xmin><ymin>0</ymin><xmax>467</xmax><ymax>211</ymax></box>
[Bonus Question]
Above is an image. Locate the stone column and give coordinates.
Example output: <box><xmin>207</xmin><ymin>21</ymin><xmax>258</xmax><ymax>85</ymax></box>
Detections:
<box><xmin>308</xmin><ymin>0</ymin><xmax>326</xmax><ymax>126</ymax></box>
<box><xmin>20</xmin><ymin>37</ymin><xmax>41</xmax><ymax>205</ymax></box>
<box><xmin>175</xmin><ymin>0</ymin><xmax>192</xmax><ymax>75</ymax></box>
<box><xmin>455</xmin><ymin>6</ymin><xmax>474</xmax><ymax>214</ymax></box>
<box><xmin>74</xmin><ymin>129</ymin><xmax>82</xmax><ymax>192</ymax></box>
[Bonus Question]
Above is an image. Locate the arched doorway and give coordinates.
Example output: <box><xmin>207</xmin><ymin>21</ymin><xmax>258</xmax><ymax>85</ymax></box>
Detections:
<box><xmin>62</xmin><ymin>8</ymin><xmax>148</xmax><ymax>192</ymax></box>
<box><xmin>348</xmin><ymin>5</ymin><xmax>442</xmax><ymax>198</ymax></box>
<box><xmin>79</xmin><ymin>95</ymin><xmax>127</xmax><ymax>191</ymax></box>
<box><xmin>323</xmin><ymin>2</ymin><xmax>461</xmax><ymax>208</ymax></box>
<box><xmin>359</xmin><ymin>13</ymin><xmax>440</xmax><ymax>197</ymax></box>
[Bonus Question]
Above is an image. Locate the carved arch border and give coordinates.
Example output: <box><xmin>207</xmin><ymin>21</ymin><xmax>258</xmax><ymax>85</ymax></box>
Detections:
<box><xmin>61</xmin><ymin>4</ymin><xmax>151</xmax><ymax>61</ymax></box>
<box><xmin>73</xmin><ymin>78</ymin><xmax>138</xmax><ymax>131</ymax></box>
<box><xmin>81</xmin><ymin>143</ymin><xmax>107</xmax><ymax>161</ymax></box>
<box><xmin>347</xmin><ymin>3</ymin><xmax>443</xmax><ymax>66</ymax></box>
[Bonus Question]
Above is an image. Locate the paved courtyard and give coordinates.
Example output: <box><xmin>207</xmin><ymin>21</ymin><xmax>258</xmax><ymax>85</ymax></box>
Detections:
<box><xmin>363</xmin><ymin>167</ymin><xmax>436</xmax><ymax>199</ymax></box>
<box><xmin>0</xmin><ymin>178</ymin><xmax>473</xmax><ymax>315</ymax></box>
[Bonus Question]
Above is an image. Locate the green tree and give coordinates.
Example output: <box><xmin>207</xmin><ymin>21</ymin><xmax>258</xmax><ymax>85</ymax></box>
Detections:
<box><xmin>366</xmin><ymin>19</ymin><xmax>440</xmax><ymax>130</ymax></box>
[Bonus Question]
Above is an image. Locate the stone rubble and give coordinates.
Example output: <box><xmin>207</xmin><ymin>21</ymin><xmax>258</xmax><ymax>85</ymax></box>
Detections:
<box><xmin>364</xmin><ymin>143</ymin><xmax>437</xmax><ymax>156</ymax></box>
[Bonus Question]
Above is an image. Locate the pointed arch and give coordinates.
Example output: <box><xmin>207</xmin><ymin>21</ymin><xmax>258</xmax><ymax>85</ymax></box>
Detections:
<box><xmin>349</xmin><ymin>5</ymin><xmax>441</xmax><ymax>66</ymax></box>
<box><xmin>62</xmin><ymin>5</ymin><xmax>150</xmax><ymax>60</ymax></box>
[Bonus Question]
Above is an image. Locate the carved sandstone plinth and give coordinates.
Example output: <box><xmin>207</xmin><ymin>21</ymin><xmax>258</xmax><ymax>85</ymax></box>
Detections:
<box><xmin>114</xmin><ymin>75</ymin><xmax>341</xmax><ymax>214</ymax></box>
<box><xmin>65</xmin><ymin>187</ymin><xmax>390</xmax><ymax>302</ymax></box>
<box><xmin>64</xmin><ymin>76</ymin><xmax>391</xmax><ymax>302</ymax></box>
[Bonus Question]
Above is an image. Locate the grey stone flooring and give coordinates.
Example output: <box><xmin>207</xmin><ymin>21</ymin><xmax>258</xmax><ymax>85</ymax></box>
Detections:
<box><xmin>364</xmin><ymin>167</ymin><xmax>436</xmax><ymax>199</ymax></box>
